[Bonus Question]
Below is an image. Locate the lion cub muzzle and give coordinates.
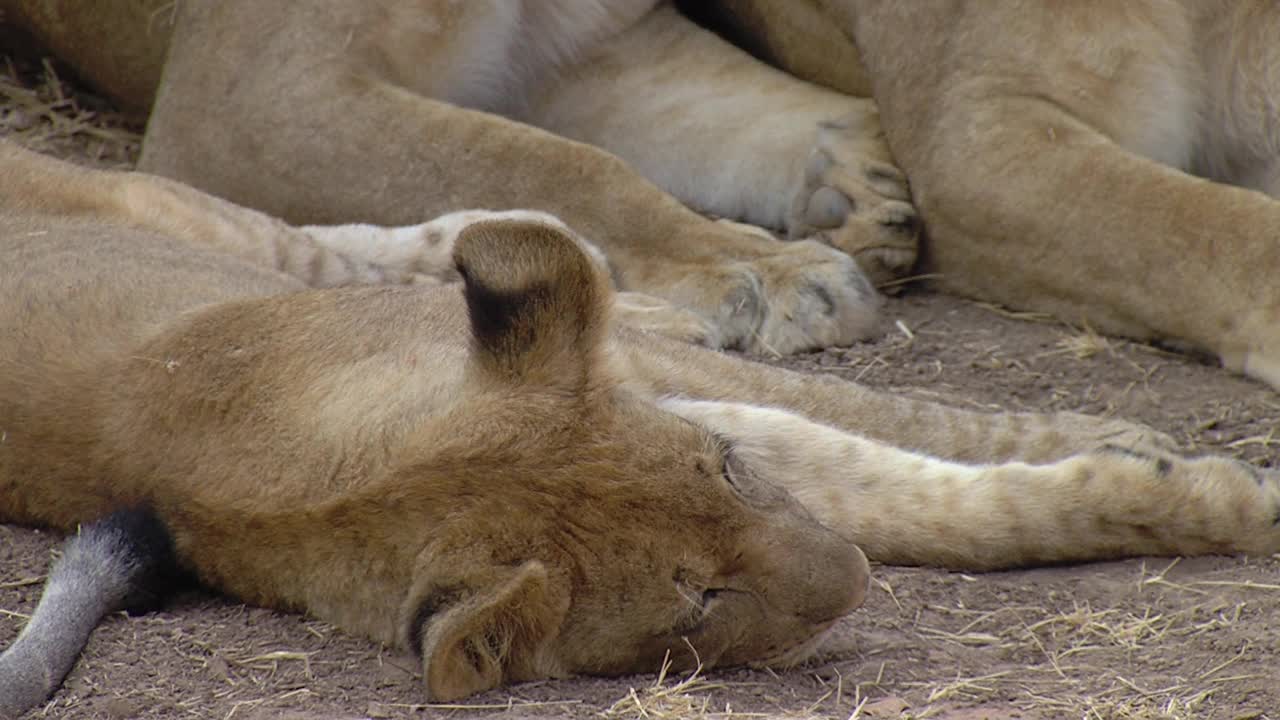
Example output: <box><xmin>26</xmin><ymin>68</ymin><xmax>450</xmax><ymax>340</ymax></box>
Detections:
<box><xmin>687</xmin><ymin>449</ymin><xmax>870</xmax><ymax>669</ymax></box>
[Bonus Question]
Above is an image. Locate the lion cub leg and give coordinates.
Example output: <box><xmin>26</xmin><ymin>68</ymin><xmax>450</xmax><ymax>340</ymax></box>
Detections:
<box><xmin>304</xmin><ymin>208</ymin><xmax>722</xmax><ymax>344</ymax></box>
<box><xmin>523</xmin><ymin>4</ymin><xmax>919</xmax><ymax>287</ymax></box>
<box><xmin>0</xmin><ymin>141</ymin><xmax>434</xmax><ymax>289</ymax></box>
<box><xmin>661</xmin><ymin>399</ymin><xmax>1280</xmax><ymax>570</ymax></box>
<box><xmin>298</xmin><ymin>210</ymin><xmax>593</xmax><ymax>286</ymax></box>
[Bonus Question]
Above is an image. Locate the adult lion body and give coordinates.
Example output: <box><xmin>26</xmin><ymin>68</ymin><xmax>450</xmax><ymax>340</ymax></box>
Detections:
<box><xmin>3</xmin><ymin>0</ymin><xmax>919</xmax><ymax>358</ymax></box>
<box><xmin>2</xmin><ymin>142</ymin><xmax>1280</xmax><ymax>714</ymax></box>
<box><xmin>8</xmin><ymin>0</ymin><xmax>1279</xmax><ymax>387</ymax></box>
<box><xmin>708</xmin><ymin>0</ymin><xmax>1280</xmax><ymax>388</ymax></box>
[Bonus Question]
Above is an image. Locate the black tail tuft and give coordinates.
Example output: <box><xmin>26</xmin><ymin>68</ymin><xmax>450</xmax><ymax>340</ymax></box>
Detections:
<box><xmin>0</xmin><ymin>506</ymin><xmax>188</xmax><ymax>717</ymax></box>
<box><xmin>91</xmin><ymin>506</ymin><xmax>190</xmax><ymax>615</ymax></box>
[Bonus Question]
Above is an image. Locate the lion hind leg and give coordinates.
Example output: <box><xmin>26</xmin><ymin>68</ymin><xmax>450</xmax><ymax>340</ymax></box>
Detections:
<box><xmin>0</xmin><ymin>508</ymin><xmax>181</xmax><ymax>717</ymax></box>
<box><xmin>524</xmin><ymin>4</ymin><xmax>917</xmax><ymax>256</ymax></box>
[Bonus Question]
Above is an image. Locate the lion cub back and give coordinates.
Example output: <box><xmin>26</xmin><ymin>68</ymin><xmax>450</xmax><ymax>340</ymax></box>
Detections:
<box><xmin>0</xmin><ymin>218</ymin><xmax>300</xmax><ymax>527</ymax></box>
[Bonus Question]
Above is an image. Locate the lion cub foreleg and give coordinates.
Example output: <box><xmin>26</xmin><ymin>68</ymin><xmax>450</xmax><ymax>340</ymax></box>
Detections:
<box><xmin>0</xmin><ymin>141</ymin><xmax>429</xmax><ymax>288</ymax></box>
<box><xmin>661</xmin><ymin>399</ymin><xmax>1280</xmax><ymax>570</ymax></box>
<box><xmin>303</xmin><ymin>209</ymin><xmax>721</xmax><ymax>344</ymax></box>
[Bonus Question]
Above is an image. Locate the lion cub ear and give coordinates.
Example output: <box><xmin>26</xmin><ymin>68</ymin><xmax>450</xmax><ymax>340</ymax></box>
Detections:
<box><xmin>453</xmin><ymin>219</ymin><xmax>612</xmax><ymax>389</ymax></box>
<box><xmin>405</xmin><ymin>560</ymin><xmax>569</xmax><ymax>701</ymax></box>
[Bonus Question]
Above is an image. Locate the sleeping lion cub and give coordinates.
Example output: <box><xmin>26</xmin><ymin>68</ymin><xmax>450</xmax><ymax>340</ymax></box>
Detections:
<box><xmin>3</xmin><ymin>142</ymin><xmax>1279</xmax><ymax>714</ymax></box>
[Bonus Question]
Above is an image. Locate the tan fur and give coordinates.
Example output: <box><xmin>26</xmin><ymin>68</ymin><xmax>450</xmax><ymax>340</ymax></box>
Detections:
<box><xmin>662</xmin><ymin>399</ymin><xmax>1280</xmax><ymax>570</ymax></box>
<box><xmin>0</xmin><ymin>0</ymin><xmax>920</xmax><ymax>357</ymax></box>
<box><xmin>679</xmin><ymin>0</ymin><xmax>873</xmax><ymax>98</ymax></box>
<box><xmin>4</xmin><ymin>143</ymin><xmax>1280</xmax><ymax>702</ymax></box>
<box><xmin>7</xmin><ymin>1</ymin><xmax>1279</xmax><ymax>384</ymax></box>
<box><xmin>715</xmin><ymin>0</ymin><xmax>1280</xmax><ymax>389</ymax></box>
<box><xmin>0</xmin><ymin>142</ymin><xmax>869</xmax><ymax>700</ymax></box>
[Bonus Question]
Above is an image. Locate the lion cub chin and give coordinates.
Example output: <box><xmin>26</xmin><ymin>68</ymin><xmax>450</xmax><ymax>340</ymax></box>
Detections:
<box><xmin>0</xmin><ymin>182</ymin><xmax>869</xmax><ymax>712</ymax></box>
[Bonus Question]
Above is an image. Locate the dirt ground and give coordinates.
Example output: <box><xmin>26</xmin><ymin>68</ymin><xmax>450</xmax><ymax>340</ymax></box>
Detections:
<box><xmin>3</xmin><ymin>59</ymin><xmax>1279</xmax><ymax>720</ymax></box>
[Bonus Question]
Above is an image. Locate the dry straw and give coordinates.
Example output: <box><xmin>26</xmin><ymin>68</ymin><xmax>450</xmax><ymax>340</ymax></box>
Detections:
<box><xmin>1</xmin><ymin>55</ymin><xmax>141</xmax><ymax>163</ymax></box>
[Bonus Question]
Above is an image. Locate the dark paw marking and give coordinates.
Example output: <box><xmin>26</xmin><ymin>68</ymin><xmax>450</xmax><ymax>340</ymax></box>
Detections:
<box><xmin>1241</xmin><ymin>461</ymin><xmax>1266</xmax><ymax>486</ymax></box>
<box><xmin>722</xmin><ymin>272</ymin><xmax>765</xmax><ymax>335</ymax></box>
<box><xmin>845</xmin><ymin>266</ymin><xmax>876</xmax><ymax>300</ymax></box>
<box><xmin>879</xmin><ymin>205</ymin><xmax>921</xmax><ymax>235</ymax></box>
<box><xmin>1099</xmin><ymin>444</ymin><xmax>1173</xmax><ymax>477</ymax></box>
<box><xmin>865</xmin><ymin>164</ymin><xmax>905</xmax><ymax>186</ymax></box>
<box><xmin>1099</xmin><ymin>444</ymin><xmax>1150</xmax><ymax>460</ymax></box>
<box><xmin>804</xmin><ymin>283</ymin><xmax>836</xmax><ymax>317</ymax></box>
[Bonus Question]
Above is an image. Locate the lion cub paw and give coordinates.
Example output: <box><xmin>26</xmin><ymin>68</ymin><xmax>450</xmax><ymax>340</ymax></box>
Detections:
<box><xmin>1095</xmin><ymin>445</ymin><xmax>1280</xmax><ymax>556</ymax></box>
<box><xmin>1067</xmin><ymin>413</ymin><xmax>1180</xmax><ymax>455</ymax></box>
<box><xmin>788</xmin><ymin>116</ymin><xmax>920</xmax><ymax>288</ymax></box>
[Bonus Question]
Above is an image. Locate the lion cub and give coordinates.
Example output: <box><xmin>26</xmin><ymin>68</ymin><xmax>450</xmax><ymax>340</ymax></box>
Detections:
<box><xmin>3</xmin><ymin>143</ymin><xmax>1280</xmax><ymax>715</ymax></box>
<box><xmin>0</xmin><ymin>142</ymin><xmax>867</xmax><ymax>714</ymax></box>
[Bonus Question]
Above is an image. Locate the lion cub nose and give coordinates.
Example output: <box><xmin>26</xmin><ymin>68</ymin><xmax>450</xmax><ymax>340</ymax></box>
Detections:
<box><xmin>768</xmin><ymin>525</ymin><xmax>870</xmax><ymax>625</ymax></box>
<box><xmin>816</xmin><ymin>538</ymin><xmax>871</xmax><ymax>621</ymax></box>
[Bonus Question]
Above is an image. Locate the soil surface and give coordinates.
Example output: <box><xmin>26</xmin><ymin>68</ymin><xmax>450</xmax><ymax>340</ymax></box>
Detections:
<box><xmin>3</xmin><ymin>59</ymin><xmax>1278</xmax><ymax>720</ymax></box>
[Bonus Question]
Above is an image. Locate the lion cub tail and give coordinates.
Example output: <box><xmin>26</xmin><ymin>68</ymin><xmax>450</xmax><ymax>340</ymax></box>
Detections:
<box><xmin>0</xmin><ymin>508</ymin><xmax>181</xmax><ymax>716</ymax></box>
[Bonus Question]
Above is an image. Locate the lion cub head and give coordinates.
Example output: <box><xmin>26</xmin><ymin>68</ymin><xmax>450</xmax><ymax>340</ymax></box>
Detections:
<box><xmin>398</xmin><ymin>219</ymin><xmax>869</xmax><ymax>700</ymax></box>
